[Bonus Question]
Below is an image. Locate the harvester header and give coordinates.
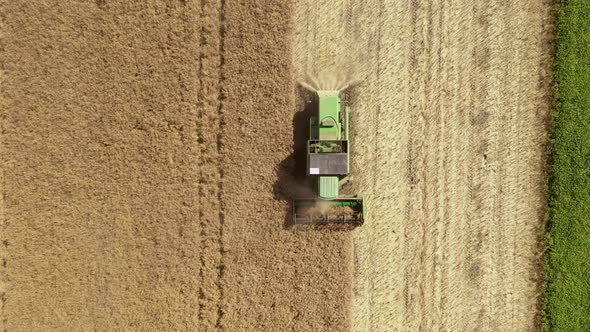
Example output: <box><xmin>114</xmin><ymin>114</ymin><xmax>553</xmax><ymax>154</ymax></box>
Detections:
<box><xmin>292</xmin><ymin>90</ymin><xmax>365</xmax><ymax>225</ymax></box>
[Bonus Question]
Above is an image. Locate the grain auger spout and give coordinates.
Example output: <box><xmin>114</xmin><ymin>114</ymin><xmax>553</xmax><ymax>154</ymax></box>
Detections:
<box><xmin>292</xmin><ymin>90</ymin><xmax>365</xmax><ymax>226</ymax></box>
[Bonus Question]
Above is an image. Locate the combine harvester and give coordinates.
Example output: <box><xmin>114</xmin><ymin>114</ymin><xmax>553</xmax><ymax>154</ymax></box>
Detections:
<box><xmin>292</xmin><ymin>90</ymin><xmax>365</xmax><ymax>226</ymax></box>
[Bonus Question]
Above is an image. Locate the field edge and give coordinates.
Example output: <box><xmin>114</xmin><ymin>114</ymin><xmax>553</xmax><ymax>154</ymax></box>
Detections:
<box><xmin>544</xmin><ymin>0</ymin><xmax>590</xmax><ymax>331</ymax></box>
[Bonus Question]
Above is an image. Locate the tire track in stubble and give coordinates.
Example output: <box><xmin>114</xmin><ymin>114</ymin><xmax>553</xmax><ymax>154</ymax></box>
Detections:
<box><xmin>442</xmin><ymin>1</ymin><xmax>473</xmax><ymax>330</ymax></box>
<box><xmin>417</xmin><ymin>0</ymin><xmax>445</xmax><ymax>329</ymax></box>
<box><xmin>0</xmin><ymin>1</ymin><xmax>7</xmax><ymax>327</ymax></box>
<box><xmin>215</xmin><ymin>0</ymin><xmax>227</xmax><ymax>328</ymax></box>
<box><xmin>463</xmin><ymin>2</ymin><xmax>484</xmax><ymax>330</ymax></box>
<box><xmin>423</xmin><ymin>0</ymin><xmax>447</xmax><ymax>328</ymax></box>
<box><xmin>403</xmin><ymin>0</ymin><xmax>428</xmax><ymax>329</ymax></box>
<box><xmin>196</xmin><ymin>1</ymin><xmax>225</xmax><ymax>329</ymax></box>
<box><xmin>419</xmin><ymin>0</ymin><xmax>437</xmax><ymax>329</ymax></box>
<box><xmin>369</xmin><ymin>9</ymin><xmax>384</xmax><ymax>327</ymax></box>
<box><xmin>429</xmin><ymin>0</ymin><xmax>448</xmax><ymax>329</ymax></box>
<box><xmin>466</xmin><ymin>0</ymin><xmax>488</xmax><ymax>328</ymax></box>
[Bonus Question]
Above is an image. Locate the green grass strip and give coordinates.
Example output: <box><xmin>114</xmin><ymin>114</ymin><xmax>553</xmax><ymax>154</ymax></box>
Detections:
<box><xmin>545</xmin><ymin>1</ymin><xmax>590</xmax><ymax>331</ymax></box>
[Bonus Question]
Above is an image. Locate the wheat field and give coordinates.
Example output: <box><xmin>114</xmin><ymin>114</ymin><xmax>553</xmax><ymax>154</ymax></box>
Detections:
<box><xmin>0</xmin><ymin>0</ymin><xmax>553</xmax><ymax>330</ymax></box>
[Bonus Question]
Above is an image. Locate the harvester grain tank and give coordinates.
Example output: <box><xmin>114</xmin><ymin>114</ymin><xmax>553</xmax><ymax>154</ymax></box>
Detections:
<box><xmin>292</xmin><ymin>90</ymin><xmax>365</xmax><ymax>225</ymax></box>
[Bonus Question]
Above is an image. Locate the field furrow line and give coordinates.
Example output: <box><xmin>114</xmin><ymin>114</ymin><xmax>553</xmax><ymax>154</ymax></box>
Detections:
<box><xmin>418</xmin><ymin>0</ymin><xmax>444</xmax><ymax>329</ymax></box>
<box><xmin>467</xmin><ymin>0</ymin><xmax>491</xmax><ymax>329</ymax></box>
<box><xmin>0</xmin><ymin>1</ymin><xmax>6</xmax><ymax>322</ymax></box>
<box><xmin>431</xmin><ymin>0</ymin><xmax>450</xmax><ymax>329</ymax></box>
<box><xmin>0</xmin><ymin>16</ymin><xmax>5</xmax><ymax>326</ymax></box>
<box><xmin>457</xmin><ymin>5</ymin><xmax>478</xmax><ymax>331</ymax></box>
<box><xmin>403</xmin><ymin>0</ymin><xmax>429</xmax><ymax>329</ymax></box>
<box><xmin>214</xmin><ymin>0</ymin><xmax>227</xmax><ymax>329</ymax></box>
<box><xmin>462</xmin><ymin>3</ymin><xmax>479</xmax><ymax>330</ymax></box>
<box><xmin>440</xmin><ymin>2</ymin><xmax>471</xmax><ymax>330</ymax></box>
<box><xmin>196</xmin><ymin>0</ymin><xmax>224</xmax><ymax>329</ymax></box>
<box><xmin>424</xmin><ymin>0</ymin><xmax>446</xmax><ymax>328</ymax></box>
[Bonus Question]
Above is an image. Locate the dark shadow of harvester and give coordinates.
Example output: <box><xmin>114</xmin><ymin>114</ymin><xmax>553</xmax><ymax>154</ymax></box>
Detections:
<box><xmin>273</xmin><ymin>84</ymin><xmax>365</xmax><ymax>228</ymax></box>
<box><xmin>272</xmin><ymin>85</ymin><xmax>316</xmax><ymax>228</ymax></box>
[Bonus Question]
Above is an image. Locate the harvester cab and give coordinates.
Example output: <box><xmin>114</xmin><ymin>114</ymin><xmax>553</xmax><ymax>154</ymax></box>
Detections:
<box><xmin>292</xmin><ymin>90</ymin><xmax>365</xmax><ymax>225</ymax></box>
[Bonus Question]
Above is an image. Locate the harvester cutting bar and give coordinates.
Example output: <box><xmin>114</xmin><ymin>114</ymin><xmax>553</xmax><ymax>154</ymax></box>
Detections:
<box><xmin>293</xmin><ymin>196</ymin><xmax>365</xmax><ymax>225</ymax></box>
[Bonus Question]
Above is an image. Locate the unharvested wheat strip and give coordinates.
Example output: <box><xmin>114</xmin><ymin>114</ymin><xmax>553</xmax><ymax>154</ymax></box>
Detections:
<box><xmin>292</xmin><ymin>2</ymin><xmax>305</xmax><ymax>79</ymax></box>
<box><xmin>196</xmin><ymin>0</ymin><xmax>223</xmax><ymax>329</ymax></box>
<box><xmin>315</xmin><ymin>0</ymin><xmax>348</xmax><ymax>89</ymax></box>
<box><xmin>303</xmin><ymin>1</ymin><xmax>319</xmax><ymax>79</ymax></box>
<box><xmin>294</xmin><ymin>0</ymin><xmax>350</xmax><ymax>88</ymax></box>
<box><xmin>293</xmin><ymin>0</ymin><xmax>319</xmax><ymax>80</ymax></box>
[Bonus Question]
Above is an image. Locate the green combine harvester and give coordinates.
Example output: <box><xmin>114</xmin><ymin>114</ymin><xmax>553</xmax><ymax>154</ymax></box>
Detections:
<box><xmin>292</xmin><ymin>90</ymin><xmax>365</xmax><ymax>225</ymax></box>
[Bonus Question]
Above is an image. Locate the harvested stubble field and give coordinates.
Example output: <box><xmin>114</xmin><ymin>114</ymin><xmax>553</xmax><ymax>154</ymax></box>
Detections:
<box><xmin>0</xmin><ymin>0</ymin><xmax>553</xmax><ymax>331</ymax></box>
